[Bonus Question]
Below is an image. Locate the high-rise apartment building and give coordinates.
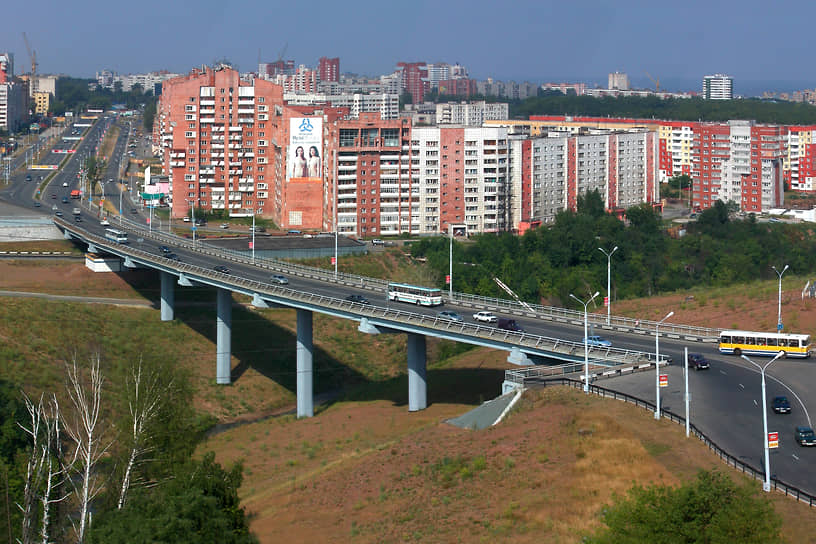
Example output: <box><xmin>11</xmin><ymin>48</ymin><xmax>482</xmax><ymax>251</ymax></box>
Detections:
<box><xmin>396</xmin><ymin>62</ymin><xmax>428</xmax><ymax>103</ymax></box>
<box><xmin>436</xmin><ymin>101</ymin><xmax>509</xmax><ymax>125</ymax></box>
<box><xmin>318</xmin><ymin>57</ymin><xmax>339</xmax><ymax>83</ymax></box>
<box><xmin>703</xmin><ymin>74</ymin><xmax>733</xmax><ymax>100</ymax></box>
<box><xmin>608</xmin><ymin>72</ymin><xmax>629</xmax><ymax>90</ymax></box>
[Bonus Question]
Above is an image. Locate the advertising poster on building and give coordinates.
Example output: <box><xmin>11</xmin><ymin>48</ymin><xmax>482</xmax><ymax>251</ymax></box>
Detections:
<box><xmin>288</xmin><ymin>117</ymin><xmax>322</xmax><ymax>182</ymax></box>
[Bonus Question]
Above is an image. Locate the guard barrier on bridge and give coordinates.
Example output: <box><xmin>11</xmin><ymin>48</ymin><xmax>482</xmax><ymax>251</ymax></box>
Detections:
<box><xmin>83</xmin><ymin>213</ymin><xmax>721</xmax><ymax>343</ymax></box>
<box><xmin>531</xmin><ymin>378</ymin><xmax>816</xmax><ymax>508</ymax></box>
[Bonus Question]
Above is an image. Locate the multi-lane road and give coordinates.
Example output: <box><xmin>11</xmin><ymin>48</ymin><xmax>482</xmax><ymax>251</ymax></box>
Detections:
<box><xmin>4</xmin><ymin>117</ymin><xmax>816</xmax><ymax>497</ymax></box>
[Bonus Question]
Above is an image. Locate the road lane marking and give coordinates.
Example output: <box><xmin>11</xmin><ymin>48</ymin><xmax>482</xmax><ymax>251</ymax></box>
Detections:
<box><xmin>792</xmin><ymin>454</ymin><xmax>800</xmax><ymax>461</ymax></box>
<box><xmin>739</xmin><ymin>383</ymin><xmax>745</xmax><ymax>389</ymax></box>
<box><xmin>719</xmin><ymin>370</ymin><xmax>727</xmax><ymax>375</ymax></box>
<box><xmin>753</xmin><ymin>399</ymin><xmax>758</xmax><ymax>406</ymax></box>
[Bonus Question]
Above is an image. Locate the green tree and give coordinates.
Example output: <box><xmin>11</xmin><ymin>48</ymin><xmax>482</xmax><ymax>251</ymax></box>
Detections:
<box><xmin>585</xmin><ymin>470</ymin><xmax>781</xmax><ymax>544</ymax></box>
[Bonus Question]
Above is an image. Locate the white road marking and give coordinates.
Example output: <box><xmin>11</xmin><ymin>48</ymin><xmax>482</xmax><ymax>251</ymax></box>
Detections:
<box><xmin>739</xmin><ymin>383</ymin><xmax>745</xmax><ymax>389</ymax></box>
<box><xmin>719</xmin><ymin>369</ymin><xmax>727</xmax><ymax>375</ymax></box>
<box><xmin>753</xmin><ymin>399</ymin><xmax>758</xmax><ymax>406</ymax></box>
<box><xmin>792</xmin><ymin>454</ymin><xmax>800</xmax><ymax>461</ymax></box>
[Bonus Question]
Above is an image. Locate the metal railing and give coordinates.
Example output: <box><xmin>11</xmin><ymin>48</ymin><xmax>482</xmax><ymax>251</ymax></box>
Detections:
<box><xmin>65</xmin><ymin>207</ymin><xmax>722</xmax><ymax>342</ymax></box>
<box><xmin>527</xmin><ymin>378</ymin><xmax>816</xmax><ymax>507</ymax></box>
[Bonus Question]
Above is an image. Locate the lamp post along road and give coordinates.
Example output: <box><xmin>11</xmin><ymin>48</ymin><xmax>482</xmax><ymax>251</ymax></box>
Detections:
<box><xmin>449</xmin><ymin>223</ymin><xmax>453</xmax><ymax>300</ymax></box>
<box><xmin>741</xmin><ymin>351</ymin><xmax>786</xmax><ymax>492</ymax></box>
<box><xmin>598</xmin><ymin>246</ymin><xmax>618</xmax><ymax>325</ymax></box>
<box><xmin>570</xmin><ymin>291</ymin><xmax>600</xmax><ymax>394</ymax></box>
<box><xmin>772</xmin><ymin>264</ymin><xmax>789</xmax><ymax>331</ymax></box>
<box><xmin>655</xmin><ymin>310</ymin><xmax>674</xmax><ymax>420</ymax></box>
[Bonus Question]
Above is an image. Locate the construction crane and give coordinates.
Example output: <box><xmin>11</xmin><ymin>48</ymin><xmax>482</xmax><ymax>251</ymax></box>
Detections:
<box><xmin>22</xmin><ymin>32</ymin><xmax>37</xmax><ymax>76</ymax></box>
<box><xmin>645</xmin><ymin>72</ymin><xmax>659</xmax><ymax>92</ymax></box>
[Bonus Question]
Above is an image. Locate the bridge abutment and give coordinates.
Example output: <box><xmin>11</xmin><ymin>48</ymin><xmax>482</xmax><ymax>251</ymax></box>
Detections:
<box><xmin>216</xmin><ymin>288</ymin><xmax>232</xmax><ymax>384</ymax></box>
<box><xmin>407</xmin><ymin>333</ymin><xmax>427</xmax><ymax>411</ymax></box>
<box><xmin>297</xmin><ymin>309</ymin><xmax>314</xmax><ymax>418</ymax></box>
<box><xmin>160</xmin><ymin>271</ymin><xmax>174</xmax><ymax>321</ymax></box>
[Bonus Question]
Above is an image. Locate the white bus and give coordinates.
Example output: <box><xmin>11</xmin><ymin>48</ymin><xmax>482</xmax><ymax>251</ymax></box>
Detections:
<box><xmin>104</xmin><ymin>228</ymin><xmax>128</xmax><ymax>244</ymax></box>
<box><xmin>387</xmin><ymin>283</ymin><xmax>443</xmax><ymax>306</ymax></box>
<box><xmin>718</xmin><ymin>329</ymin><xmax>812</xmax><ymax>358</ymax></box>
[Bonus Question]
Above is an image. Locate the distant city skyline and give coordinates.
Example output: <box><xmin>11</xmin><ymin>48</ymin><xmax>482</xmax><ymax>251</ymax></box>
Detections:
<box><xmin>5</xmin><ymin>0</ymin><xmax>816</xmax><ymax>96</ymax></box>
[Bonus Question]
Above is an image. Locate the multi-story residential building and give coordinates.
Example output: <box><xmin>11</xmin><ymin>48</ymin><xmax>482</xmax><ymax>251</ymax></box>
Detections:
<box><xmin>436</xmin><ymin>101</ymin><xmax>509</xmax><ymax>126</ymax></box>
<box><xmin>274</xmin><ymin>65</ymin><xmax>318</xmax><ymax>93</ymax></box>
<box><xmin>32</xmin><ymin>91</ymin><xmax>50</xmax><ymax>115</ymax></box>
<box><xmin>437</xmin><ymin>79</ymin><xmax>476</xmax><ymax>98</ymax></box>
<box><xmin>0</xmin><ymin>55</ymin><xmax>24</xmax><ymax>132</ymax></box>
<box><xmin>283</xmin><ymin>92</ymin><xmax>399</xmax><ymax>120</ymax></box>
<box><xmin>318</xmin><ymin>57</ymin><xmax>339</xmax><ymax>83</ymax></box>
<box><xmin>0</xmin><ymin>53</ymin><xmax>14</xmax><ymax>84</ymax></box>
<box><xmin>608</xmin><ymin>72</ymin><xmax>629</xmax><ymax>90</ymax></box>
<box><xmin>96</xmin><ymin>70</ymin><xmax>179</xmax><ymax>93</ymax></box>
<box><xmin>509</xmin><ymin>129</ymin><xmax>659</xmax><ymax>227</ymax></box>
<box><xmin>703</xmin><ymin>74</ymin><xmax>733</xmax><ymax>100</ymax></box>
<box><xmin>397</xmin><ymin>62</ymin><xmax>428</xmax><ymax>103</ymax></box>
<box><xmin>258</xmin><ymin>60</ymin><xmax>295</xmax><ymax>78</ymax></box>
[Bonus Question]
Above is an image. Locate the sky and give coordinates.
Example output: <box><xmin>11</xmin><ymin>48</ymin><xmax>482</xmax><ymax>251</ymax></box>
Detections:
<box><xmin>3</xmin><ymin>0</ymin><xmax>815</xmax><ymax>95</ymax></box>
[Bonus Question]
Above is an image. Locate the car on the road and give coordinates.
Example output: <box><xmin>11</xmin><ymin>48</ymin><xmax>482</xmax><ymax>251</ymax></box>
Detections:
<box><xmin>249</xmin><ymin>226</ymin><xmax>266</xmax><ymax>233</ymax></box>
<box><xmin>772</xmin><ymin>396</ymin><xmax>792</xmax><ymax>414</ymax></box>
<box><xmin>62</xmin><ymin>182</ymin><xmax>68</xmax><ymax>187</ymax></box>
<box><xmin>25</xmin><ymin>174</ymin><xmax>31</xmax><ymax>181</ymax></box>
<box><xmin>213</xmin><ymin>265</ymin><xmax>230</xmax><ymax>274</ymax></box>
<box><xmin>165</xmin><ymin>253</ymin><xmax>180</xmax><ymax>261</ymax></box>
<box><xmin>219</xmin><ymin>223</ymin><xmax>229</xmax><ymax>229</ymax></box>
<box><xmin>498</xmin><ymin>318</ymin><xmax>524</xmax><ymax>332</ymax></box>
<box><xmin>54</xmin><ymin>211</ymin><xmax>63</xmax><ymax>217</ymax></box>
<box><xmin>61</xmin><ymin>196</ymin><xmax>69</xmax><ymax>203</ymax></box>
<box><xmin>585</xmin><ymin>336</ymin><xmax>612</xmax><ymax>348</ymax></box>
<box><xmin>345</xmin><ymin>294</ymin><xmax>370</xmax><ymax>305</ymax></box>
<box><xmin>437</xmin><ymin>310</ymin><xmax>464</xmax><ymax>322</ymax></box>
<box><xmin>130</xmin><ymin>208</ymin><xmax>137</xmax><ymax>214</ymax></box>
<box><xmin>100</xmin><ymin>219</ymin><xmax>110</xmax><ymax>226</ymax></box>
<box><xmin>51</xmin><ymin>194</ymin><xmax>56</xmax><ymax>199</ymax></box>
<box><xmin>158</xmin><ymin>245</ymin><xmax>171</xmax><ymax>254</ymax></box>
<box><xmin>270</xmin><ymin>274</ymin><xmax>289</xmax><ymax>285</ymax></box>
<box><xmin>795</xmin><ymin>426</ymin><xmax>816</xmax><ymax>446</ymax></box>
<box><xmin>687</xmin><ymin>353</ymin><xmax>710</xmax><ymax>370</ymax></box>
<box><xmin>473</xmin><ymin>311</ymin><xmax>498</xmax><ymax>323</ymax></box>
<box><xmin>182</xmin><ymin>216</ymin><xmax>191</xmax><ymax>222</ymax></box>
<box><xmin>74</xmin><ymin>216</ymin><xmax>82</xmax><ymax>222</ymax></box>
<box><xmin>33</xmin><ymin>202</ymin><xmax>41</xmax><ymax>207</ymax></box>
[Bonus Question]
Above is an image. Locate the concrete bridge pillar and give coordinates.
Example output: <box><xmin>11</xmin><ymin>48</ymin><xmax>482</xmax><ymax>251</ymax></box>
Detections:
<box><xmin>407</xmin><ymin>333</ymin><xmax>427</xmax><ymax>411</ymax></box>
<box><xmin>297</xmin><ymin>309</ymin><xmax>314</xmax><ymax>418</ymax></box>
<box><xmin>160</xmin><ymin>271</ymin><xmax>174</xmax><ymax>321</ymax></box>
<box><xmin>216</xmin><ymin>288</ymin><xmax>232</xmax><ymax>385</ymax></box>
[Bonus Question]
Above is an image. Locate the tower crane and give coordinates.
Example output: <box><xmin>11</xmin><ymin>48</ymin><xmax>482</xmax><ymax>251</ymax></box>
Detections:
<box><xmin>22</xmin><ymin>32</ymin><xmax>37</xmax><ymax>76</ymax></box>
<box><xmin>645</xmin><ymin>72</ymin><xmax>659</xmax><ymax>92</ymax></box>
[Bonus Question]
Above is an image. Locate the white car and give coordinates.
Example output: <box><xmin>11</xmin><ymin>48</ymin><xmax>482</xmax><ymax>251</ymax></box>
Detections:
<box><xmin>473</xmin><ymin>311</ymin><xmax>498</xmax><ymax>323</ymax></box>
<box><xmin>100</xmin><ymin>218</ymin><xmax>110</xmax><ymax>226</ymax></box>
<box><xmin>62</xmin><ymin>182</ymin><xmax>69</xmax><ymax>187</ymax></box>
<box><xmin>270</xmin><ymin>274</ymin><xmax>289</xmax><ymax>285</ymax></box>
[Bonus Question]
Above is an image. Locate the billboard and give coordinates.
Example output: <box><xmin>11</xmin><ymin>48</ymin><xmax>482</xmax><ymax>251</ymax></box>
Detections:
<box><xmin>288</xmin><ymin>117</ymin><xmax>322</xmax><ymax>183</ymax></box>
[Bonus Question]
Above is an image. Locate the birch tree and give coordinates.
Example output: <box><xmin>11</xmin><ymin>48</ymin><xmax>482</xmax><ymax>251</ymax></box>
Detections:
<box><xmin>63</xmin><ymin>356</ymin><xmax>110</xmax><ymax>544</ymax></box>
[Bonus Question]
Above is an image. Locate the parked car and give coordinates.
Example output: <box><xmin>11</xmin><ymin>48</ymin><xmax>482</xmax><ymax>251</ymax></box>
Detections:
<box><xmin>219</xmin><ymin>223</ymin><xmax>229</xmax><ymax>229</ymax></box>
<box><xmin>473</xmin><ymin>311</ymin><xmax>498</xmax><ymax>323</ymax></box>
<box><xmin>249</xmin><ymin>226</ymin><xmax>266</xmax><ymax>233</ymax></box>
<box><xmin>585</xmin><ymin>336</ymin><xmax>612</xmax><ymax>347</ymax></box>
<box><xmin>213</xmin><ymin>265</ymin><xmax>230</xmax><ymax>274</ymax></box>
<box><xmin>182</xmin><ymin>216</ymin><xmax>191</xmax><ymax>222</ymax></box>
<box><xmin>497</xmin><ymin>318</ymin><xmax>524</xmax><ymax>332</ymax></box>
<box><xmin>372</xmin><ymin>239</ymin><xmax>384</xmax><ymax>246</ymax></box>
<box><xmin>437</xmin><ymin>310</ymin><xmax>464</xmax><ymax>322</ymax></box>
<box><xmin>345</xmin><ymin>294</ymin><xmax>370</xmax><ymax>305</ymax></box>
<box><xmin>795</xmin><ymin>426</ymin><xmax>816</xmax><ymax>446</ymax></box>
<box><xmin>772</xmin><ymin>396</ymin><xmax>791</xmax><ymax>414</ymax></box>
<box><xmin>270</xmin><ymin>274</ymin><xmax>289</xmax><ymax>285</ymax></box>
<box><xmin>687</xmin><ymin>353</ymin><xmax>710</xmax><ymax>370</ymax></box>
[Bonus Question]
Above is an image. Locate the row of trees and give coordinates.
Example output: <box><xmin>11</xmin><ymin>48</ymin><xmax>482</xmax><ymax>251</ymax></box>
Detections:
<box><xmin>410</xmin><ymin>192</ymin><xmax>816</xmax><ymax>308</ymax></box>
<box><xmin>511</xmin><ymin>92</ymin><xmax>816</xmax><ymax>125</ymax></box>
<box><xmin>0</xmin><ymin>356</ymin><xmax>256</xmax><ymax>543</ymax></box>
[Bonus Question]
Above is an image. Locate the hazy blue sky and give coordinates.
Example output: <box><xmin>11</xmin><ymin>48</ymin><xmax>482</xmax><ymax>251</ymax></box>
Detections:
<box><xmin>3</xmin><ymin>0</ymin><xmax>814</xmax><ymax>94</ymax></box>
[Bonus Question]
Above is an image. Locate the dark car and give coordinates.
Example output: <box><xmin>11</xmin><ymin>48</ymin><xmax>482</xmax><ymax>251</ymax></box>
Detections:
<box><xmin>497</xmin><ymin>318</ymin><xmax>524</xmax><ymax>332</ymax></box>
<box><xmin>54</xmin><ymin>210</ymin><xmax>63</xmax><ymax>217</ymax></box>
<box><xmin>61</xmin><ymin>196</ymin><xmax>69</xmax><ymax>203</ymax></box>
<box><xmin>158</xmin><ymin>245</ymin><xmax>171</xmax><ymax>254</ymax></box>
<box><xmin>795</xmin><ymin>426</ymin><xmax>816</xmax><ymax>446</ymax></box>
<box><xmin>25</xmin><ymin>174</ymin><xmax>31</xmax><ymax>181</ymax></box>
<box><xmin>130</xmin><ymin>208</ymin><xmax>138</xmax><ymax>214</ymax></box>
<box><xmin>74</xmin><ymin>216</ymin><xmax>82</xmax><ymax>222</ymax></box>
<box><xmin>345</xmin><ymin>294</ymin><xmax>370</xmax><ymax>305</ymax></box>
<box><xmin>772</xmin><ymin>396</ymin><xmax>791</xmax><ymax>414</ymax></box>
<box><xmin>165</xmin><ymin>253</ymin><xmax>180</xmax><ymax>261</ymax></box>
<box><xmin>33</xmin><ymin>201</ymin><xmax>41</xmax><ymax>207</ymax></box>
<box><xmin>51</xmin><ymin>193</ymin><xmax>56</xmax><ymax>199</ymax></box>
<box><xmin>213</xmin><ymin>265</ymin><xmax>230</xmax><ymax>274</ymax></box>
<box><xmin>688</xmin><ymin>353</ymin><xmax>710</xmax><ymax>370</ymax></box>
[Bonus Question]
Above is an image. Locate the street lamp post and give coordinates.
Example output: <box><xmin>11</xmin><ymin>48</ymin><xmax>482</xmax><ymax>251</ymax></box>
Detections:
<box><xmin>772</xmin><ymin>264</ymin><xmax>789</xmax><ymax>331</ymax></box>
<box><xmin>570</xmin><ymin>291</ymin><xmax>600</xmax><ymax>393</ymax></box>
<box><xmin>251</xmin><ymin>212</ymin><xmax>256</xmax><ymax>264</ymax></box>
<box><xmin>741</xmin><ymin>351</ymin><xmax>786</xmax><ymax>492</ymax></box>
<box><xmin>598</xmin><ymin>246</ymin><xmax>618</xmax><ymax>325</ymax></box>
<box><xmin>654</xmin><ymin>310</ymin><xmax>674</xmax><ymax>420</ymax></box>
<box><xmin>449</xmin><ymin>223</ymin><xmax>454</xmax><ymax>300</ymax></box>
<box><xmin>186</xmin><ymin>199</ymin><xmax>197</xmax><ymax>246</ymax></box>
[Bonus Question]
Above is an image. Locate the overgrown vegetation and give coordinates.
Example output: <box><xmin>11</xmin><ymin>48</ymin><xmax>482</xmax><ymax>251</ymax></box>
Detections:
<box><xmin>411</xmin><ymin>192</ymin><xmax>816</xmax><ymax>310</ymax></box>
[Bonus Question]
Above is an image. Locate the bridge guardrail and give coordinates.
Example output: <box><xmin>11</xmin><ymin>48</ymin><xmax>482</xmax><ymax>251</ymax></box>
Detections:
<box><xmin>66</xmin><ymin>209</ymin><xmax>722</xmax><ymax>342</ymax></box>
<box><xmin>56</xmin><ymin>218</ymin><xmax>670</xmax><ymax>365</ymax></box>
<box><xmin>533</xmin><ymin>378</ymin><xmax>816</xmax><ymax>508</ymax></box>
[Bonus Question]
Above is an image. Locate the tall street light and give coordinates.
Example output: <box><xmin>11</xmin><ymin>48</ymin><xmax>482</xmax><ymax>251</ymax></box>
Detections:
<box><xmin>772</xmin><ymin>264</ymin><xmax>789</xmax><ymax>331</ymax></box>
<box><xmin>570</xmin><ymin>291</ymin><xmax>600</xmax><ymax>394</ymax></box>
<box><xmin>186</xmin><ymin>199</ymin><xmax>197</xmax><ymax>246</ymax></box>
<box><xmin>654</xmin><ymin>310</ymin><xmax>674</xmax><ymax>420</ymax></box>
<box><xmin>448</xmin><ymin>223</ymin><xmax>454</xmax><ymax>300</ymax></box>
<box><xmin>741</xmin><ymin>350</ymin><xmax>786</xmax><ymax>492</ymax></box>
<box><xmin>598</xmin><ymin>246</ymin><xmax>618</xmax><ymax>325</ymax></box>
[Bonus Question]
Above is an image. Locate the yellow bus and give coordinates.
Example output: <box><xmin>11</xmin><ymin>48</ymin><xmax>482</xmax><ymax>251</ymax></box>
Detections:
<box><xmin>718</xmin><ymin>329</ymin><xmax>812</xmax><ymax>358</ymax></box>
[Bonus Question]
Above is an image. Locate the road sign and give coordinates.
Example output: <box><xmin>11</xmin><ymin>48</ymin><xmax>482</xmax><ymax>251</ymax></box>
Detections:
<box><xmin>445</xmin><ymin>274</ymin><xmax>451</xmax><ymax>284</ymax></box>
<box><xmin>768</xmin><ymin>431</ymin><xmax>779</xmax><ymax>448</ymax></box>
<box><xmin>659</xmin><ymin>374</ymin><xmax>668</xmax><ymax>387</ymax></box>
<box><xmin>778</xmin><ymin>323</ymin><xmax>784</xmax><ymax>331</ymax></box>
<box><xmin>331</xmin><ymin>257</ymin><xmax>336</xmax><ymax>265</ymax></box>
<box><xmin>603</xmin><ymin>296</ymin><xmax>609</xmax><ymax>307</ymax></box>
<box><xmin>248</xmin><ymin>241</ymin><xmax>254</xmax><ymax>249</ymax></box>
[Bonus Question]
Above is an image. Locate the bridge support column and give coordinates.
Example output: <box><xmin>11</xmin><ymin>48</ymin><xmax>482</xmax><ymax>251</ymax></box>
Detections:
<box><xmin>160</xmin><ymin>271</ymin><xmax>174</xmax><ymax>322</ymax></box>
<box><xmin>407</xmin><ymin>333</ymin><xmax>427</xmax><ymax>412</ymax></box>
<box><xmin>297</xmin><ymin>309</ymin><xmax>314</xmax><ymax>418</ymax></box>
<box><xmin>216</xmin><ymin>288</ymin><xmax>232</xmax><ymax>385</ymax></box>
